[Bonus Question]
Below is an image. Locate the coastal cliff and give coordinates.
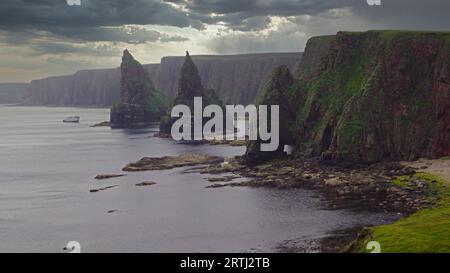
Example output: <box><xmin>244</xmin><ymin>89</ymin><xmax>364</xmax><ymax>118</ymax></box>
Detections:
<box><xmin>0</xmin><ymin>83</ymin><xmax>29</xmax><ymax>104</ymax></box>
<box><xmin>21</xmin><ymin>53</ymin><xmax>301</xmax><ymax>107</ymax></box>
<box><xmin>247</xmin><ymin>30</ymin><xmax>450</xmax><ymax>164</ymax></box>
<box><xmin>110</xmin><ymin>50</ymin><xmax>166</xmax><ymax>128</ymax></box>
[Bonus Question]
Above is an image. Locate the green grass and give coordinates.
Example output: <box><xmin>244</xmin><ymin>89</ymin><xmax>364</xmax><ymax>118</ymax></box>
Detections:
<box><xmin>356</xmin><ymin>173</ymin><xmax>450</xmax><ymax>253</ymax></box>
<box><xmin>391</xmin><ymin>175</ymin><xmax>410</xmax><ymax>188</ymax></box>
<box><xmin>366</xmin><ymin>206</ymin><xmax>450</xmax><ymax>253</ymax></box>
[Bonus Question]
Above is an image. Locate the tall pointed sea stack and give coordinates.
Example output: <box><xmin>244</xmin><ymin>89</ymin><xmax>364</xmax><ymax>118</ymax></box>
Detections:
<box><xmin>110</xmin><ymin>49</ymin><xmax>166</xmax><ymax>128</ymax></box>
<box><xmin>174</xmin><ymin>51</ymin><xmax>204</xmax><ymax>103</ymax></box>
<box><xmin>160</xmin><ymin>52</ymin><xmax>223</xmax><ymax>134</ymax></box>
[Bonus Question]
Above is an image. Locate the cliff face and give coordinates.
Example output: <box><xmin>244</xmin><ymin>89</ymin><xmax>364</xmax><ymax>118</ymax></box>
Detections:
<box><xmin>23</xmin><ymin>68</ymin><xmax>121</xmax><ymax>106</ymax></box>
<box><xmin>248</xmin><ymin>31</ymin><xmax>450</xmax><ymax>164</ymax></box>
<box><xmin>152</xmin><ymin>53</ymin><xmax>302</xmax><ymax>104</ymax></box>
<box><xmin>22</xmin><ymin>53</ymin><xmax>301</xmax><ymax>106</ymax></box>
<box><xmin>0</xmin><ymin>83</ymin><xmax>29</xmax><ymax>103</ymax></box>
<box><xmin>110</xmin><ymin>50</ymin><xmax>166</xmax><ymax>128</ymax></box>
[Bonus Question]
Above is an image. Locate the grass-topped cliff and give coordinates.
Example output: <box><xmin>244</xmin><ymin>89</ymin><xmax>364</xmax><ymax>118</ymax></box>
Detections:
<box><xmin>248</xmin><ymin>30</ymin><xmax>450</xmax><ymax>164</ymax></box>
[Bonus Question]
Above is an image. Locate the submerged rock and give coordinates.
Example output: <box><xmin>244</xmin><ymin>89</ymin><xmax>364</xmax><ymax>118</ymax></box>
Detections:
<box><xmin>135</xmin><ymin>181</ymin><xmax>157</xmax><ymax>187</ymax></box>
<box><xmin>206</xmin><ymin>175</ymin><xmax>240</xmax><ymax>182</ymax></box>
<box><xmin>91</xmin><ymin>121</ymin><xmax>110</xmax><ymax>127</ymax></box>
<box><xmin>94</xmin><ymin>174</ymin><xmax>126</xmax><ymax>180</ymax></box>
<box><xmin>89</xmin><ymin>185</ymin><xmax>118</xmax><ymax>193</ymax></box>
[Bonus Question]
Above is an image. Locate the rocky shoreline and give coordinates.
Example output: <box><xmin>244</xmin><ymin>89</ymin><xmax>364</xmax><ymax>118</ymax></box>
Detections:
<box><xmin>198</xmin><ymin>156</ymin><xmax>448</xmax><ymax>252</ymax></box>
<box><xmin>199</xmin><ymin>157</ymin><xmax>432</xmax><ymax>215</ymax></box>
<box><xmin>114</xmin><ymin>150</ymin><xmax>443</xmax><ymax>252</ymax></box>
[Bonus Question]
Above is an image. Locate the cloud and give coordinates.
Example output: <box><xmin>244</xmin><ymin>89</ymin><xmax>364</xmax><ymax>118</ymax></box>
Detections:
<box><xmin>203</xmin><ymin>0</ymin><xmax>450</xmax><ymax>54</ymax></box>
<box><xmin>169</xmin><ymin>0</ymin><xmax>450</xmax><ymax>32</ymax></box>
<box><xmin>48</xmin><ymin>25</ymin><xmax>190</xmax><ymax>44</ymax></box>
<box><xmin>1</xmin><ymin>0</ymin><xmax>449</xmax><ymax>43</ymax></box>
<box><xmin>0</xmin><ymin>0</ymin><xmax>200</xmax><ymax>36</ymax></box>
<box><xmin>1</xmin><ymin>0</ymin><xmax>450</xmax><ymax>82</ymax></box>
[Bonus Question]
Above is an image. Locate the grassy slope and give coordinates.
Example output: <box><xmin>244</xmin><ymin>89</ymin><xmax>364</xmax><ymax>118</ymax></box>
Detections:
<box><xmin>356</xmin><ymin>172</ymin><xmax>450</xmax><ymax>253</ymax></box>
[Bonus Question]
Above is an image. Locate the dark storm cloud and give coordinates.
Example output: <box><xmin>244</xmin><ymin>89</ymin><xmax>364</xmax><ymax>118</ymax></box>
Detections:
<box><xmin>0</xmin><ymin>0</ymin><xmax>193</xmax><ymax>31</ymax></box>
<box><xmin>164</xmin><ymin>0</ymin><xmax>357</xmax><ymax>30</ymax></box>
<box><xmin>0</xmin><ymin>0</ymin><xmax>196</xmax><ymax>45</ymax></box>
<box><xmin>1</xmin><ymin>0</ymin><xmax>449</xmax><ymax>41</ymax></box>
<box><xmin>204</xmin><ymin>0</ymin><xmax>450</xmax><ymax>54</ymax></box>
<box><xmin>352</xmin><ymin>0</ymin><xmax>450</xmax><ymax>31</ymax></box>
<box><xmin>172</xmin><ymin>0</ymin><xmax>350</xmax><ymax>16</ymax></box>
<box><xmin>167</xmin><ymin>0</ymin><xmax>450</xmax><ymax>32</ymax></box>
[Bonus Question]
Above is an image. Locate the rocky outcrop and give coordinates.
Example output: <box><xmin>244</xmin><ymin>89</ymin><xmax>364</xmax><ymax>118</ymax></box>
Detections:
<box><xmin>248</xmin><ymin>30</ymin><xmax>450</xmax><ymax>164</ymax></box>
<box><xmin>245</xmin><ymin>65</ymin><xmax>297</xmax><ymax>164</ymax></box>
<box><xmin>110</xmin><ymin>50</ymin><xmax>166</xmax><ymax>128</ymax></box>
<box><xmin>22</xmin><ymin>53</ymin><xmax>301</xmax><ymax>106</ymax></box>
<box><xmin>159</xmin><ymin>52</ymin><xmax>223</xmax><ymax>134</ymax></box>
<box><xmin>123</xmin><ymin>154</ymin><xmax>223</xmax><ymax>171</ymax></box>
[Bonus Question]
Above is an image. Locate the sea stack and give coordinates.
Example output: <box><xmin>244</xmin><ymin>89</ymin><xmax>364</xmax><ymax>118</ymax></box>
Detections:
<box><xmin>245</xmin><ymin>65</ymin><xmax>297</xmax><ymax>164</ymax></box>
<box><xmin>160</xmin><ymin>51</ymin><xmax>223</xmax><ymax>135</ymax></box>
<box><xmin>110</xmin><ymin>49</ymin><xmax>166</xmax><ymax>128</ymax></box>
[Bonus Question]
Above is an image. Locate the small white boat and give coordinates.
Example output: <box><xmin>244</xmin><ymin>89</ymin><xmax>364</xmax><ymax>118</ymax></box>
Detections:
<box><xmin>63</xmin><ymin>116</ymin><xmax>80</xmax><ymax>123</ymax></box>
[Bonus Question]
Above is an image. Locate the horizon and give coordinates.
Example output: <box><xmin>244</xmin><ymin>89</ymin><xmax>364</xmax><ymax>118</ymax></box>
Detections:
<box><xmin>0</xmin><ymin>51</ymin><xmax>303</xmax><ymax>84</ymax></box>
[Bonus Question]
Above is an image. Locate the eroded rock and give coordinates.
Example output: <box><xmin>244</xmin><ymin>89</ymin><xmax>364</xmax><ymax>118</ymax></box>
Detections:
<box><xmin>123</xmin><ymin>154</ymin><xmax>223</xmax><ymax>171</ymax></box>
<box><xmin>95</xmin><ymin>174</ymin><xmax>126</xmax><ymax>180</ymax></box>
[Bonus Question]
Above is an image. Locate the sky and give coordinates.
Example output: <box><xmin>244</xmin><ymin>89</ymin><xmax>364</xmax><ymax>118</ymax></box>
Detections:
<box><xmin>0</xmin><ymin>0</ymin><xmax>449</xmax><ymax>82</ymax></box>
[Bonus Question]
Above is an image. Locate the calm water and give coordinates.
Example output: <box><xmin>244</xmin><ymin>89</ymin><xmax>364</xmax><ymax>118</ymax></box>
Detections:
<box><xmin>0</xmin><ymin>106</ymin><xmax>396</xmax><ymax>253</ymax></box>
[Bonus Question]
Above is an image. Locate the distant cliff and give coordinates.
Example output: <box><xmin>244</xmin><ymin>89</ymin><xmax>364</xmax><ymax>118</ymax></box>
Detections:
<box><xmin>247</xmin><ymin>30</ymin><xmax>450</xmax><ymax>164</ymax></box>
<box><xmin>23</xmin><ymin>68</ymin><xmax>121</xmax><ymax>107</ymax></box>
<box><xmin>0</xmin><ymin>83</ymin><xmax>29</xmax><ymax>104</ymax></box>
<box><xmin>22</xmin><ymin>53</ymin><xmax>301</xmax><ymax>106</ymax></box>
